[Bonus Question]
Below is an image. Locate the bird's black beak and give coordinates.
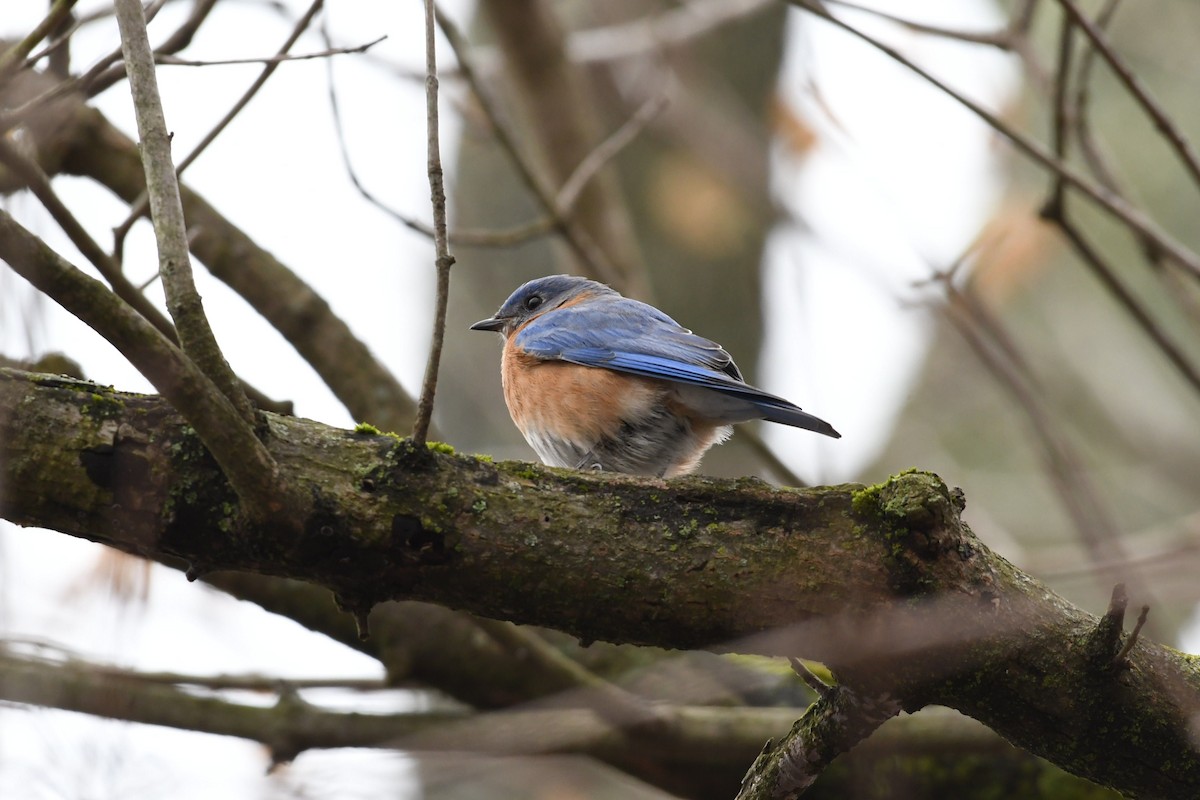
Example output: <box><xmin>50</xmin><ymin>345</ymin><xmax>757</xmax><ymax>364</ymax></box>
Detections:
<box><xmin>469</xmin><ymin>316</ymin><xmax>505</xmax><ymax>332</ymax></box>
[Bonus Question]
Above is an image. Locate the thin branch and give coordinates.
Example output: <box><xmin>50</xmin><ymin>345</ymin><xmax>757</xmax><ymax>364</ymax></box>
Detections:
<box><xmin>0</xmin><ymin>0</ymin><xmax>79</xmax><ymax>84</ymax></box>
<box><xmin>1071</xmin><ymin>0</ymin><xmax>1126</xmax><ymax>197</ymax></box>
<box><xmin>0</xmin><ymin>0</ymin><xmax>177</xmax><ymax>136</ymax></box>
<box><xmin>822</xmin><ymin>0</ymin><xmax>1012</xmax><ymax>48</ymax></box>
<box><xmin>739</xmin><ymin>684</ymin><xmax>901</xmax><ymax>799</ymax></box>
<box><xmin>0</xmin><ymin>210</ymin><xmax>286</xmax><ymax>522</ymax></box>
<box><xmin>0</xmin><ymin>642</ymin><xmax>803</xmax><ymax>771</ymax></box>
<box><xmin>1034</xmin><ymin>0</ymin><xmax>1200</xmax><ymax>399</ymax></box>
<box><xmin>114</xmin><ymin>0</ymin><xmax>259</xmax><ymax>428</ymax></box>
<box><xmin>25</xmin><ymin>12</ymin><xmax>84</xmax><ymax>73</ymax></box>
<box><xmin>321</xmin><ymin>21</ymin><xmax>548</xmax><ymax>250</ymax></box>
<box><xmin>1046</xmin><ymin>216</ymin><xmax>1200</xmax><ymax>397</ymax></box>
<box><xmin>155</xmin><ymin>35</ymin><xmax>384</xmax><ymax>67</ymax></box>
<box><xmin>327</xmin><ymin>47</ymin><xmax>663</xmax><ymax>253</ymax></box>
<box><xmin>1114</xmin><ymin>605</ymin><xmax>1150</xmax><ymax>667</ymax></box>
<box><xmin>1044</xmin><ymin>7</ymin><xmax>1075</xmax><ymax>217</ymax></box>
<box><xmin>64</xmin><ymin>106</ymin><xmax>419</xmax><ymax>432</ymax></box>
<box><xmin>555</xmin><ymin>90</ymin><xmax>668</xmax><ymax>216</ymax></box>
<box><xmin>480</xmin><ymin>0</ymin><xmax>648</xmax><ymax>296</ymax></box>
<box><xmin>930</xmin><ymin>271</ymin><xmax>1159</xmax><ymax>619</ymax></box>
<box><xmin>785</xmin><ymin>0</ymin><xmax>1200</xmax><ymax>282</ymax></box>
<box><xmin>86</xmin><ymin>0</ymin><xmax>221</xmax><ymax>96</ymax></box>
<box><xmin>384</xmin><ymin>0</ymin><xmax>776</xmax><ymax>79</ymax></box>
<box><xmin>0</xmin><ymin>137</ymin><xmax>293</xmax><ymax>415</ymax></box>
<box><xmin>1066</xmin><ymin>0</ymin><xmax>1200</xmax><ymax>333</ymax></box>
<box><xmin>433</xmin><ymin>4</ymin><xmax>628</xmax><ymax>289</ymax></box>
<box><xmin>1056</xmin><ymin>0</ymin><xmax>1200</xmax><ymax>192</ymax></box>
<box><xmin>113</xmin><ymin>0</ymin><xmax>330</xmax><ymax>267</ymax></box>
<box><xmin>412</xmin><ymin>0</ymin><xmax>456</xmax><ymax>446</ymax></box>
<box><xmin>1</xmin><ymin>642</ymin><xmax>387</xmax><ymax>692</ymax></box>
<box><xmin>0</xmin><ymin>136</ymin><xmax>178</xmax><ymax>342</ymax></box>
<box><xmin>788</xmin><ymin>657</ymin><xmax>834</xmax><ymax>700</ymax></box>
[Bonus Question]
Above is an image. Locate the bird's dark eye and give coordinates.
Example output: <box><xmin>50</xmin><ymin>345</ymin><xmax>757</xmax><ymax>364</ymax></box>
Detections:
<box><xmin>524</xmin><ymin>294</ymin><xmax>543</xmax><ymax>311</ymax></box>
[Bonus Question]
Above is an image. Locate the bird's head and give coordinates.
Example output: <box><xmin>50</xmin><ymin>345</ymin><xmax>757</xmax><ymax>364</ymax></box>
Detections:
<box><xmin>470</xmin><ymin>274</ymin><xmax>614</xmax><ymax>336</ymax></box>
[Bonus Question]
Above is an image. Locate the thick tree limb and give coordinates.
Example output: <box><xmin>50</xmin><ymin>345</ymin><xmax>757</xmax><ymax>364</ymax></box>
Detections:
<box><xmin>1</xmin><ymin>368</ymin><xmax>1198</xmax><ymax>797</ymax></box>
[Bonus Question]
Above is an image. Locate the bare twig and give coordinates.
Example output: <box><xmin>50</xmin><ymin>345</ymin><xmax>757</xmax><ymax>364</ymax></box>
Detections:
<box><xmin>0</xmin><ymin>0</ymin><xmax>78</xmax><ymax>84</ymax></box>
<box><xmin>26</xmin><ymin>13</ymin><xmax>83</xmax><ymax>74</ymax></box>
<box><xmin>0</xmin><ymin>0</ymin><xmax>177</xmax><ymax>135</ymax></box>
<box><xmin>785</xmin><ymin>0</ymin><xmax>1200</xmax><ymax>282</ymax></box>
<box><xmin>788</xmin><ymin>657</ymin><xmax>834</xmax><ymax>700</ymax></box>
<box><xmin>64</xmin><ymin>107</ymin><xmax>418</xmax><ymax>431</ymax></box>
<box><xmin>156</xmin><ymin>35</ymin><xmax>385</xmax><ymax>67</ymax></box>
<box><xmin>114</xmin><ymin>0</ymin><xmax>257</xmax><ymax>426</ymax></box>
<box><xmin>1037</xmin><ymin>0</ymin><xmax>1200</xmax><ymax>399</ymax></box>
<box><xmin>1114</xmin><ymin>605</ymin><xmax>1150</xmax><ymax>667</ymax></box>
<box><xmin>327</xmin><ymin>49</ymin><xmax>663</xmax><ymax>253</ymax></box>
<box><xmin>929</xmin><ymin>271</ymin><xmax>1160</xmax><ymax>619</ymax></box>
<box><xmin>1057</xmin><ymin>0</ymin><xmax>1200</xmax><ymax>192</ymax></box>
<box><xmin>86</xmin><ymin>0</ymin><xmax>220</xmax><ymax>96</ymax></box>
<box><xmin>389</xmin><ymin>0</ymin><xmax>775</xmax><ymax>89</ymax></box>
<box><xmin>0</xmin><ymin>136</ymin><xmax>177</xmax><ymax>342</ymax></box>
<box><xmin>114</xmin><ymin>0</ymin><xmax>330</xmax><ymax>267</ymax></box>
<box><xmin>739</xmin><ymin>684</ymin><xmax>900</xmax><ymax>799</ymax></box>
<box><xmin>0</xmin><ymin>136</ymin><xmax>292</xmax><ymax>415</ymax></box>
<box><xmin>0</xmin><ymin>209</ymin><xmax>286</xmax><ymax>521</ymax></box>
<box><xmin>556</xmin><ymin>90</ymin><xmax>667</xmax><ymax>216</ymax></box>
<box><xmin>0</xmin><ymin>642</ymin><xmax>387</xmax><ymax>692</ymax></box>
<box><xmin>1044</xmin><ymin>8</ymin><xmax>1075</xmax><ymax>217</ymax></box>
<box><xmin>433</xmin><ymin>4</ymin><xmax>628</xmax><ymax>289</ymax></box>
<box><xmin>823</xmin><ymin>0</ymin><xmax>1012</xmax><ymax>48</ymax></box>
<box><xmin>481</xmin><ymin>0</ymin><xmax>647</xmax><ymax>294</ymax></box>
<box><xmin>412</xmin><ymin>0</ymin><xmax>456</xmax><ymax>446</ymax></box>
<box><xmin>1071</xmin><ymin>0</ymin><xmax>1126</xmax><ymax>197</ymax></box>
<box><xmin>114</xmin><ymin>0</ymin><xmax>282</xmax><ymax>518</ymax></box>
<box><xmin>1046</xmin><ymin>217</ymin><xmax>1200</xmax><ymax>396</ymax></box>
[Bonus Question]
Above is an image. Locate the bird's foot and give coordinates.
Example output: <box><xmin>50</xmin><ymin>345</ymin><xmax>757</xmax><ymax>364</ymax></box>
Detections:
<box><xmin>574</xmin><ymin>451</ymin><xmax>604</xmax><ymax>471</ymax></box>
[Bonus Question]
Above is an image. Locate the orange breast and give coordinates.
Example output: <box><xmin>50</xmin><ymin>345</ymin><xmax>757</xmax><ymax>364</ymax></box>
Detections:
<box><xmin>501</xmin><ymin>345</ymin><xmax>665</xmax><ymax>446</ymax></box>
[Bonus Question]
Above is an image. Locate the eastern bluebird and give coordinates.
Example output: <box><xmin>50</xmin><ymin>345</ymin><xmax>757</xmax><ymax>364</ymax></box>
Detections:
<box><xmin>471</xmin><ymin>274</ymin><xmax>839</xmax><ymax>477</ymax></box>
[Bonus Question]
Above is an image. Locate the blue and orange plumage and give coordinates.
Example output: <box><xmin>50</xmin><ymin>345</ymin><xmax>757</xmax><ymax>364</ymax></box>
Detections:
<box><xmin>471</xmin><ymin>275</ymin><xmax>839</xmax><ymax>477</ymax></box>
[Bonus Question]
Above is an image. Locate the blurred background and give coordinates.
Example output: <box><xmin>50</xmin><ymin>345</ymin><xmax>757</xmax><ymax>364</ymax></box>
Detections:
<box><xmin>2</xmin><ymin>0</ymin><xmax>1199</xmax><ymax>797</ymax></box>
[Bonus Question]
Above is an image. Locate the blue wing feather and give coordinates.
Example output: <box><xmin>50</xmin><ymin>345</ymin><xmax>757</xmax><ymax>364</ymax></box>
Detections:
<box><xmin>514</xmin><ymin>297</ymin><xmax>840</xmax><ymax>438</ymax></box>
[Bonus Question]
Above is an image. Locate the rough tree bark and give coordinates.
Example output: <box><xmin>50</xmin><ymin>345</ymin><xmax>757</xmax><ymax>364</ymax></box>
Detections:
<box><xmin>0</xmin><ymin>367</ymin><xmax>1196</xmax><ymax>798</ymax></box>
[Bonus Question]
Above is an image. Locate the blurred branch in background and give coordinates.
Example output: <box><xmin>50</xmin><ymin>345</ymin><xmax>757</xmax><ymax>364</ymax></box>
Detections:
<box><xmin>434</xmin><ymin>3</ymin><xmax>634</xmax><ymax>293</ymax></box>
<box><xmin>4</xmin><ymin>639</ymin><xmax>1106</xmax><ymax>799</ymax></box>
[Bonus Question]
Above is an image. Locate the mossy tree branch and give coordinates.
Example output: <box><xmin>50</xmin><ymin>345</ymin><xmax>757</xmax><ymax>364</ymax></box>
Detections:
<box><xmin>0</xmin><ymin>368</ymin><xmax>1197</xmax><ymax>797</ymax></box>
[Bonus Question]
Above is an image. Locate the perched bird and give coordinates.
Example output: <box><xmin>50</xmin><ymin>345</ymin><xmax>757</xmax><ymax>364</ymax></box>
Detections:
<box><xmin>471</xmin><ymin>275</ymin><xmax>839</xmax><ymax>477</ymax></box>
